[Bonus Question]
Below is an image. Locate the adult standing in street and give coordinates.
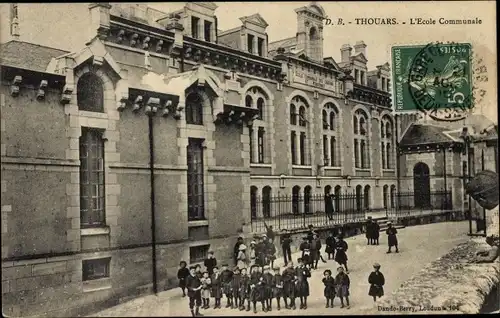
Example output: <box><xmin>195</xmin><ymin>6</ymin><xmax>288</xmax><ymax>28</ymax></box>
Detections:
<box><xmin>386</xmin><ymin>222</ymin><xmax>399</xmax><ymax>253</ymax></box>
<box><xmin>233</xmin><ymin>237</ymin><xmax>244</xmax><ymax>266</ymax></box>
<box><xmin>280</xmin><ymin>229</ymin><xmax>293</xmax><ymax>266</ymax></box>
<box><xmin>204</xmin><ymin>251</ymin><xmax>217</xmax><ymax>276</ymax></box>
<box><xmin>372</xmin><ymin>220</ymin><xmax>380</xmax><ymax>245</ymax></box>
<box><xmin>186</xmin><ymin>266</ymin><xmax>203</xmax><ymax>317</ymax></box>
<box><xmin>325</xmin><ymin>188</ymin><xmax>335</xmax><ymax>220</ymax></box>
<box><xmin>365</xmin><ymin>217</ymin><xmax>374</xmax><ymax>245</ymax></box>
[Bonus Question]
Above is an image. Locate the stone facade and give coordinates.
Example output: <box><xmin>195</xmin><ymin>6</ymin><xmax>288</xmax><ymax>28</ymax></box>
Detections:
<box><xmin>3</xmin><ymin>2</ymin><xmax>495</xmax><ymax>317</ymax></box>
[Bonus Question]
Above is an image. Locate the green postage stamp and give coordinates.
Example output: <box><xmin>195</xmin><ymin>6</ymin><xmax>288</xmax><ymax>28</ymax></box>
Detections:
<box><xmin>391</xmin><ymin>43</ymin><xmax>473</xmax><ymax>121</ymax></box>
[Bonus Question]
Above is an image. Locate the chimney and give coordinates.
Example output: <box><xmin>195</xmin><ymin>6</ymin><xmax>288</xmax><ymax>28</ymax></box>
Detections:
<box><xmin>89</xmin><ymin>3</ymin><xmax>112</xmax><ymax>40</ymax></box>
<box><xmin>340</xmin><ymin>44</ymin><xmax>352</xmax><ymax>63</ymax></box>
<box><xmin>354</xmin><ymin>40</ymin><xmax>367</xmax><ymax>56</ymax></box>
<box><xmin>10</xmin><ymin>4</ymin><xmax>20</xmax><ymax>39</ymax></box>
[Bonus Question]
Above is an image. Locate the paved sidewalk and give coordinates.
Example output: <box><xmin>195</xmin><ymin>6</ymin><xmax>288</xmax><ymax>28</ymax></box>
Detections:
<box><xmin>91</xmin><ymin>221</ymin><xmax>470</xmax><ymax>317</ymax></box>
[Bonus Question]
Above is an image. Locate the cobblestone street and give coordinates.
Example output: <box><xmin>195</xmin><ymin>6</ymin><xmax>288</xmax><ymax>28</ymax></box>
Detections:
<box><xmin>90</xmin><ymin>221</ymin><xmax>470</xmax><ymax>317</ymax></box>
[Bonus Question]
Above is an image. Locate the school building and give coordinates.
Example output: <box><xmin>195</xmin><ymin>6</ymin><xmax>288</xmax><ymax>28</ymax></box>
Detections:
<box><xmin>0</xmin><ymin>2</ymin><xmax>497</xmax><ymax>317</ymax></box>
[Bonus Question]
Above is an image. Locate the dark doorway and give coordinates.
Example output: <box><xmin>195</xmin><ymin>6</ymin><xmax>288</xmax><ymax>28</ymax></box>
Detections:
<box><xmin>413</xmin><ymin>162</ymin><xmax>431</xmax><ymax>208</ymax></box>
<box><xmin>292</xmin><ymin>185</ymin><xmax>301</xmax><ymax>214</ymax></box>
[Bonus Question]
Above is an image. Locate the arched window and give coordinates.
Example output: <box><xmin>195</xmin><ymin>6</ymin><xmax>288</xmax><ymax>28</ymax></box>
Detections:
<box><xmin>290</xmin><ymin>96</ymin><xmax>310</xmax><ymax>166</ymax></box>
<box><xmin>257</xmin><ymin>98</ymin><xmax>264</xmax><ymax>120</ymax></box>
<box><xmin>292</xmin><ymin>185</ymin><xmax>301</xmax><ymax>214</ymax></box>
<box><xmin>304</xmin><ymin>186</ymin><xmax>312</xmax><ymax>214</ymax></box>
<box><xmin>355</xmin><ymin>185</ymin><xmax>363</xmax><ymax>211</ymax></box>
<box><xmin>364</xmin><ymin>185</ymin><xmax>371</xmax><ymax>210</ymax></box>
<box><xmin>381</xmin><ymin>116</ymin><xmax>394</xmax><ymax>169</ymax></box>
<box><xmin>354</xmin><ymin>109</ymin><xmax>370</xmax><ymax>169</ymax></box>
<box><xmin>262</xmin><ymin>186</ymin><xmax>272</xmax><ymax>218</ymax></box>
<box><xmin>298</xmin><ymin>106</ymin><xmax>306</xmax><ymax>127</ymax></box>
<box><xmin>323</xmin><ymin>103</ymin><xmax>340</xmax><ymax>166</ymax></box>
<box><xmin>250</xmin><ymin>186</ymin><xmax>258</xmax><ymax>219</ymax></box>
<box><xmin>324</xmin><ymin>185</ymin><xmax>332</xmax><ymax>194</ymax></box>
<box><xmin>77</xmin><ymin>73</ymin><xmax>104</xmax><ymax>113</ymax></box>
<box><xmin>246</xmin><ymin>87</ymin><xmax>269</xmax><ymax>164</ymax></box>
<box><xmin>390</xmin><ymin>185</ymin><xmax>396</xmax><ymax>208</ymax></box>
<box><xmin>290</xmin><ymin>104</ymin><xmax>297</xmax><ymax>125</ymax></box>
<box><xmin>334</xmin><ymin>185</ymin><xmax>341</xmax><ymax>211</ymax></box>
<box><xmin>383</xmin><ymin>185</ymin><xmax>388</xmax><ymax>209</ymax></box>
<box><xmin>309</xmin><ymin>27</ymin><xmax>317</xmax><ymax>41</ymax></box>
<box><xmin>245</xmin><ymin>95</ymin><xmax>253</xmax><ymax>107</ymax></box>
<box><xmin>185</xmin><ymin>93</ymin><xmax>203</xmax><ymax>125</ymax></box>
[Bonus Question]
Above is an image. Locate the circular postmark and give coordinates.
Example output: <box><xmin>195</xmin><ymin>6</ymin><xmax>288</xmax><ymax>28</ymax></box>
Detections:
<box><xmin>407</xmin><ymin>42</ymin><xmax>473</xmax><ymax>122</ymax></box>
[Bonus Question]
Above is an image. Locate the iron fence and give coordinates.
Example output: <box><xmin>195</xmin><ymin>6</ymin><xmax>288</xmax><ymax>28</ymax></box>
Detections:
<box><xmin>250</xmin><ymin>190</ymin><xmax>453</xmax><ymax>233</ymax></box>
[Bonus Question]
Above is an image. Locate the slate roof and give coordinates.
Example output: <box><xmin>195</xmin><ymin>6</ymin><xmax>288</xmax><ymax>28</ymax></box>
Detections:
<box><xmin>0</xmin><ymin>40</ymin><xmax>68</xmax><ymax>72</ymax></box>
<box><xmin>268</xmin><ymin>36</ymin><xmax>296</xmax><ymax>53</ymax></box>
<box><xmin>400</xmin><ymin>124</ymin><xmax>456</xmax><ymax>146</ymax></box>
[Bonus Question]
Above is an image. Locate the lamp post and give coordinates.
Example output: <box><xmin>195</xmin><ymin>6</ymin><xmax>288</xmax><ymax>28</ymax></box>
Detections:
<box><xmin>460</xmin><ymin>127</ymin><xmax>473</xmax><ymax>236</ymax></box>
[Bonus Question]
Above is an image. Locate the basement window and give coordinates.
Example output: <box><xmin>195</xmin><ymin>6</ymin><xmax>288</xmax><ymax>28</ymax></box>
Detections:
<box><xmin>190</xmin><ymin>245</ymin><xmax>210</xmax><ymax>263</ymax></box>
<box><xmin>82</xmin><ymin>258</ymin><xmax>111</xmax><ymax>281</ymax></box>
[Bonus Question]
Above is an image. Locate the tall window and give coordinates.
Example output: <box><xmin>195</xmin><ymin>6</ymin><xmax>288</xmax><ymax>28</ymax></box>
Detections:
<box><xmin>322</xmin><ymin>103</ymin><xmax>339</xmax><ymax>166</ymax></box>
<box><xmin>185</xmin><ymin>93</ymin><xmax>203</xmax><ymax>125</ymax></box>
<box><xmin>250</xmin><ymin>186</ymin><xmax>258</xmax><ymax>219</ymax></box>
<box><xmin>353</xmin><ymin>109</ymin><xmax>370</xmax><ymax>169</ymax></box>
<box><xmin>290</xmin><ymin>96</ymin><xmax>309</xmax><ymax>166</ymax></box>
<box><xmin>292</xmin><ymin>185</ymin><xmax>301</xmax><ymax>214</ymax></box>
<box><xmin>247</xmin><ymin>34</ymin><xmax>254</xmax><ymax>54</ymax></box>
<box><xmin>383</xmin><ymin>185</ymin><xmax>388</xmax><ymax>209</ymax></box>
<box><xmin>381</xmin><ymin>116</ymin><xmax>394</xmax><ymax>169</ymax></box>
<box><xmin>257</xmin><ymin>38</ymin><xmax>264</xmax><ymax>57</ymax></box>
<box><xmin>390</xmin><ymin>185</ymin><xmax>396</xmax><ymax>208</ymax></box>
<box><xmin>245</xmin><ymin>87</ymin><xmax>269</xmax><ymax>164</ymax></box>
<box><xmin>262</xmin><ymin>186</ymin><xmax>271</xmax><ymax>218</ymax></box>
<box><xmin>191</xmin><ymin>16</ymin><xmax>200</xmax><ymax>39</ymax></box>
<box><xmin>360</xmin><ymin>71</ymin><xmax>365</xmax><ymax>85</ymax></box>
<box><xmin>364</xmin><ymin>185</ymin><xmax>371</xmax><ymax>210</ymax></box>
<box><xmin>77</xmin><ymin>73</ymin><xmax>104</xmax><ymax>113</ymax></box>
<box><xmin>258</xmin><ymin>127</ymin><xmax>265</xmax><ymax>163</ymax></box>
<box><xmin>187</xmin><ymin>138</ymin><xmax>205</xmax><ymax>220</ymax></box>
<box><xmin>80</xmin><ymin>128</ymin><xmax>105</xmax><ymax>227</ymax></box>
<box><xmin>204</xmin><ymin>20</ymin><xmax>212</xmax><ymax>42</ymax></box>
<box><xmin>304</xmin><ymin>186</ymin><xmax>312</xmax><ymax>214</ymax></box>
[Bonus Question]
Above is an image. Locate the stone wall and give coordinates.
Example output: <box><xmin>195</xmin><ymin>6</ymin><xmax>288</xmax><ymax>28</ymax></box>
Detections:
<box><xmin>364</xmin><ymin>238</ymin><xmax>500</xmax><ymax>315</ymax></box>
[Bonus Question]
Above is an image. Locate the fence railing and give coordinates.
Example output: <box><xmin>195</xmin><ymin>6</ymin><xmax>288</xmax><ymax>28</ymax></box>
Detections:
<box><xmin>250</xmin><ymin>190</ymin><xmax>453</xmax><ymax>233</ymax></box>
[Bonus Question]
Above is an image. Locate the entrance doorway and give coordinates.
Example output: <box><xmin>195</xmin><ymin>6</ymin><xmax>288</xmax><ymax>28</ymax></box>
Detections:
<box><xmin>413</xmin><ymin>162</ymin><xmax>431</xmax><ymax>208</ymax></box>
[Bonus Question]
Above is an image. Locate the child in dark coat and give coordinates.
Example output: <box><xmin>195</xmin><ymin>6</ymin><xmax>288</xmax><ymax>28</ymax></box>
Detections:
<box><xmin>282</xmin><ymin>262</ymin><xmax>297</xmax><ymax>309</ymax></box>
<box><xmin>325</xmin><ymin>232</ymin><xmax>336</xmax><ymax>260</ymax></box>
<box><xmin>204</xmin><ymin>251</ymin><xmax>217</xmax><ymax>276</ymax></box>
<box><xmin>239</xmin><ymin>267</ymin><xmax>251</xmax><ymax>311</ymax></box>
<box><xmin>295</xmin><ymin>258</ymin><xmax>311</xmax><ymax>310</ymax></box>
<box><xmin>210</xmin><ymin>267</ymin><xmax>223</xmax><ymax>309</ymax></box>
<box><xmin>200</xmin><ymin>271</ymin><xmax>212</xmax><ymax>309</ymax></box>
<box><xmin>334</xmin><ymin>266</ymin><xmax>350</xmax><ymax>309</ymax></box>
<box><xmin>322</xmin><ymin>269</ymin><xmax>336</xmax><ymax>308</ymax></box>
<box><xmin>177</xmin><ymin>261</ymin><xmax>190</xmax><ymax>297</ymax></box>
<box><xmin>334</xmin><ymin>236</ymin><xmax>349</xmax><ymax>273</ymax></box>
<box><xmin>249</xmin><ymin>265</ymin><xmax>266</xmax><ymax>313</ymax></box>
<box><xmin>299</xmin><ymin>237</ymin><xmax>312</xmax><ymax>269</ymax></box>
<box><xmin>231</xmin><ymin>267</ymin><xmax>242</xmax><ymax>309</ymax></box>
<box><xmin>262</xmin><ymin>265</ymin><xmax>274</xmax><ymax>311</ymax></box>
<box><xmin>271</xmin><ymin>267</ymin><xmax>283</xmax><ymax>311</ymax></box>
<box><xmin>386</xmin><ymin>222</ymin><xmax>399</xmax><ymax>253</ymax></box>
<box><xmin>220</xmin><ymin>264</ymin><xmax>234</xmax><ymax>308</ymax></box>
<box><xmin>368</xmin><ymin>263</ymin><xmax>385</xmax><ymax>302</ymax></box>
<box><xmin>186</xmin><ymin>266</ymin><xmax>203</xmax><ymax>317</ymax></box>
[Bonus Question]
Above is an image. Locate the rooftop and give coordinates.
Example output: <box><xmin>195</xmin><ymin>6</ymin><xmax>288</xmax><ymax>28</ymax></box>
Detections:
<box><xmin>0</xmin><ymin>41</ymin><xmax>68</xmax><ymax>72</ymax></box>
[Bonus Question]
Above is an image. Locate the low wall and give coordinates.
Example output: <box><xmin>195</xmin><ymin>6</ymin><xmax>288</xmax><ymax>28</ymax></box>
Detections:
<box><xmin>364</xmin><ymin>238</ymin><xmax>500</xmax><ymax>315</ymax></box>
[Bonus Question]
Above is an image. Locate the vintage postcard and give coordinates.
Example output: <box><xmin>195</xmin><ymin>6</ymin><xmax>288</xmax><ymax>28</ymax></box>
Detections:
<box><xmin>0</xmin><ymin>1</ymin><xmax>498</xmax><ymax>317</ymax></box>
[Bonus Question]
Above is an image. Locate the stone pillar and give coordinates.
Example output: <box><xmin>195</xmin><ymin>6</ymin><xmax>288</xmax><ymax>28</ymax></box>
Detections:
<box><xmin>198</xmin><ymin>20</ymin><xmax>204</xmax><ymax>40</ymax></box>
<box><xmin>89</xmin><ymin>3</ymin><xmax>112</xmax><ymax>40</ymax></box>
<box><xmin>325</xmin><ymin>136</ymin><xmax>331</xmax><ymax>166</ymax></box>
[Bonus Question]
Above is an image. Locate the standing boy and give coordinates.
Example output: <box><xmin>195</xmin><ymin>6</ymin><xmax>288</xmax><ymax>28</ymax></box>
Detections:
<box><xmin>325</xmin><ymin>231</ymin><xmax>336</xmax><ymax>260</ymax></box>
<box><xmin>210</xmin><ymin>266</ymin><xmax>222</xmax><ymax>309</ymax></box>
<box><xmin>322</xmin><ymin>269</ymin><xmax>336</xmax><ymax>308</ymax></box>
<box><xmin>386</xmin><ymin>222</ymin><xmax>399</xmax><ymax>253</ymax></box>
<box><xmin>239</xmin><ymin>267</ymin><xmax>251</xmax><ymax>311</ymax></box>
<box><xmin>368</xmin><ymin>263</ymin><xmax>385</xmax><ymax>302</ymax></box>
<box><xmin>186</xmin><ymin>266</ymin><xmax>203</xmax><ymax>317</ymax></box>
<box><xmin>231</xmin><ymin>267</ymin><xmax>241</xmax><ymax>309</ymax></box>
<box><xmin>334</xmin><ymin>235</ymin><xmax>349</xmax><ymax>273</ymax></box>
<box><xmin>177</xmin><ymin>261</ymin><xmax>190</xmax><ymax>297</ymax></box>
<box><xmin>295</xmin><ymin>258</ymin><xmax>311</xmax><ymax>310</ymax></box>
<box><xmin>299</xmin><ymin>236</ymin><xmax>312</xmax><ymax>268</ymax></box>
<box><xmin>334</xmin><ymin>266</ymin><xmax>350</xmax><ymax>309</ymax></box>
<box><xmin>280</xmin><ymin>229</ymin><xmax>293</xmax><ymax>266</ymax></box>
<box><xmin>282</xmin><ymin>262</ymin><xmax>297</xmax><ymax>310</ymax></box>
<box><xmin>204</xmin><ymin>251</ymin><xmax>217</xmax><ymax>276</ymax></box>
<box><xmin>272</xmin><ymin>267</ymin><xmax>284</xmax><ymax>311</ymax></box>
<box><xmin>262</xmin><ymin>265</ymin><xmax>274</xmax><ymax>311</ymax></box>
<box><xmin>220</xmin><ymin>264</ymin><xmax>234</xmax><ymax>308</ymax></box>
<box><xmin>366</xmin><ymin>217</ymin><xmax>374</xmax><ymax>245</ymax></box>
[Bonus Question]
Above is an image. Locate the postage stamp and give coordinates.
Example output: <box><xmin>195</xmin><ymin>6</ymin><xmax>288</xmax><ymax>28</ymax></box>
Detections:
<box><xmin>391</xmin><ymin>42</ymin><xmax>473</xmax><ymax>121</ymax></box>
